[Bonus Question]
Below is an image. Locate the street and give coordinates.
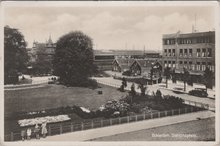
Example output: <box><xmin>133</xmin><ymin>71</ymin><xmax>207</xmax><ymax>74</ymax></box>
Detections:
<box><xmin>92</xmin><ymin>77</ymin><xmax>215</xmax><ymax>109</ymax></box>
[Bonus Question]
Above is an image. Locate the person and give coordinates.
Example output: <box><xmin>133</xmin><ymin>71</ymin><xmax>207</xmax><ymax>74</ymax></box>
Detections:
<box><xmin>34</xmin><ymin>124</ymin><xmax>40</xmax><ymax>139</ymax></box>
<box><xmin>21</xmin><ymin>129</ymin><xmax>26</xmax><ymax>141</ymax></box>
<box><xmin>26</xmin><ymin>128</ymin><xmax>32</xmax><ymax>140</ymax></box>
<box><xmin>41</xmin><ymin>122</ymin><xmax>47</xmax><ymax>138</ymax></box>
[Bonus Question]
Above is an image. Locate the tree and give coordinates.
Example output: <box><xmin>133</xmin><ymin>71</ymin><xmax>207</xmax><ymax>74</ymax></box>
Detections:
<box><xmin>138</xmin><ymin>83</ymin><xmax>147</xmax><ymax>96</ymax></box>
<box><xmin>203</xmin><ymin>67</ymin><xmax>213</xmax><ymax>92</ymax></box>
<box><xmin>163</xmin><ymin>67</ymin><xmax>171</xmax><ymax>88</ymax></box>
<box><xmin>4</xmin><ymin>26</ymin><xmax>28</xmax><ymax>84</ymax></box>
<box><xmin>171</xmin><ymin>69</ymin><xmax>177</xmax><ymax>83</ymax></box>
<box><xmin>122</xmin><ymin>77</ymin><xmax>127</xmax><ymax>88</ymax></box>
<box><xmin>129</xmin><ymin>83</ymin><xmax>136</xmax><ymax>103</ymax></box>
<box><xmin>182</xmin><ymin>67</ymin><xmax>189</xmax><ymax>92</ymax></box>
<box><xmin>119</xmin><ymin>77</ymin><xmax>127</xmax><ymax>92</ymax></box>
<box><xmin>53</xmin><ymin>31</ymin><xmax>96</xmax><ymax>86</ymax></box>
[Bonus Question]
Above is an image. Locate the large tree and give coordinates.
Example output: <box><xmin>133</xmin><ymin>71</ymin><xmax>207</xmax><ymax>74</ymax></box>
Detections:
<box><xmin>164</xmin><ymin>67</ymin><xmax>171</xmax><ymax>88</ymax></box>
<box><xmin>4</xmin><ymin>26</ymin><xmax>28</xmax><ymax>84</ymax></box>
<box><xmin>53</xmin><ymin>31</ymin><xmax>96</xmax><ymax>86</ymax></box>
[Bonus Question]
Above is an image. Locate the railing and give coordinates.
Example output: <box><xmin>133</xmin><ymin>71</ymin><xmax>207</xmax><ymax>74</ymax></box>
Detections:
<box><xmin>4</xmin><ymin>102</ymin><xmax>207</xmax><ymax>141</ymax></box>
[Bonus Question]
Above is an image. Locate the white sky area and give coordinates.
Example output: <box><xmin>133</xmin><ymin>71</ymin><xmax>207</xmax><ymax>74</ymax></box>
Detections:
<box><xmin>4</xmin><ymin>6</ymin><xmax>215</xmax><ymax>51</ymax></box>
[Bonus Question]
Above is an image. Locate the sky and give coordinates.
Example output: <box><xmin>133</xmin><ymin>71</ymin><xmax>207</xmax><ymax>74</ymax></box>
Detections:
<box><xmin>4</xmin><ymin>5</ymin><xmax>215</xmax><ymax>51</ymax></box>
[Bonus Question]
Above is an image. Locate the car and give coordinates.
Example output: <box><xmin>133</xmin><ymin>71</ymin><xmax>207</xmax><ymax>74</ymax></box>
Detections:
<box><xmin>188</xmin><ymin>88</ymin><xmax>208</xmax><ymax>97</ymax></box>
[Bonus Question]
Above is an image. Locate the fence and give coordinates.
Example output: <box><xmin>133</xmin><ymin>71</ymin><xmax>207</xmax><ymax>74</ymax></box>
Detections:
<box><xmin>4</xmin><ymin>101</ymin><xmax>207</xmax><ymax>141</ymax></box>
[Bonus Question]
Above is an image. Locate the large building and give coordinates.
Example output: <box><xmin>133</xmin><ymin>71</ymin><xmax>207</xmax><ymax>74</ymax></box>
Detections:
<box><xmin>93</xmin><ymin>50</ymin><xmax>115</xmax><ymax>71</ymax></box>
<box><xmin>162</xmin><ymin>31</ymin><xmax>215</xmax><ymax>83</ymax></box>
<box><xmin>94</xmin><ymin>49</ymin><xmax>161</xmax><ymax>71</ymax></box>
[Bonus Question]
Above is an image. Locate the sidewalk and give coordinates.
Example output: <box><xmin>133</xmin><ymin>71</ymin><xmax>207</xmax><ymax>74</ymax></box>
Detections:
<box><xmin>37</xmin><ymin>110</ymin><xmax>214</xmax><ymax>141</ymax></box>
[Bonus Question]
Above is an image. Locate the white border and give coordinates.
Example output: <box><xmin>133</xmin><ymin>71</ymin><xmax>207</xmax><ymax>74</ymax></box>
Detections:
<box><xmin>0</xmin><ymin>1</ymin><xmax>219</xmax><ymax>146</ymax></box>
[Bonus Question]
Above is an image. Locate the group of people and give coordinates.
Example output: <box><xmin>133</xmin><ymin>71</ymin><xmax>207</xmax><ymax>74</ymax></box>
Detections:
<box><xmin>21</xmin><ymin>122</ymin><xmax>48</xmax><ymax>141</ymax></box>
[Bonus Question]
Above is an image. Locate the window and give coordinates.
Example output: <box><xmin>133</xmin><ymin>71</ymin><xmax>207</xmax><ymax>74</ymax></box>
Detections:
<box><xmin>202</xmin><ymin>62</ymin><xmax>206</xmax><ymax>71</ymax></box>
<box><xmin>167</xmin><ymin>40</ymin><xmax>170</xmax><ymax>45</ymax></box>
<box><xmin>164</xmin><ymin>61</ymin><xmax>167</xmax><ymax>67</ymax></box>
<box><xmin>168</xmin><ymin>61</ymin><xmax>171</xmax><ymax>67</ymax></box>
<box><xmin>179</xmin><ymin>61</ymin><xmax>183</xmax><ymax>64</ymax></box>
<box><xmin>172</xmin><ymin>49</ymin><xmax>175</xmax><ymax>56</ymax></box>
<box><xmin>164</xmin><ymin>49</ymin><xmax>167</xmax><ymax>56</ymax></box>
<box><xmin>191</xmin><ymin>64</ymin><xmax>195</xmax><ymax>70</ymax></box>
<box><xmin>179</xmin><ymin>49</ymin><xmax>183</xmax><ymax>57</ymax></box>
<box><xmin>168</xmin><ymin>49</ymin><xmax>171</xmax><ymax>56</ymax></box>
<box><xmin>212</xmin><ymin>65</ymin><xmax>215</xmax><ymax>72</ymax></box>
<box><xmin>207</xmin><ymin>48</ymin><xmax>212</xmax><ymax>57</ymax></box>
<box><xmin>197</xmin><ymin>49</ymin><xmax>201</xmax><ymax>57</ymax></box>
<box><xmin>184</xmin><ymin>61</ymin><xmax>187</xmax><ymax>68</ymax></box>
<box><xmin>189</xmin><ymin>49</ymin><xmax>192</xmax><ymax>57</ymax></box>
<box><xmin>196</xmin><ymin>62</ymin><xmax>201</xmax><ymax>70</ymax></box>
<box><xmin>172</xmin><ymin>61</ymin><xmax>176</xmax><ymax>68</ymax></box>
<box><xmin>208</xmin><ymin>62</ymin><xmax>212</xmax><ymax>70</ymax></box>
<box><xmin>202</xmin><ymin>48</ymin><xmax>206</xmax><ymax>57</ymax></box>
<box><xmin>184</xmin><ymin>49</ymin><xmax>188</xmax><ymax>57</ymax></box>
<box><xmin>189</xmin><ymin>61</ymin><xmax>192</xmax><ymax>70</ymax></box>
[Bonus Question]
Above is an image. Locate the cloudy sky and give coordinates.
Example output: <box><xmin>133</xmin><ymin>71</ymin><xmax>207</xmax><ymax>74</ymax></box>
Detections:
<box><xmin>4</xmin><ymin>5</ymin><xmax>215</xmax><ymax>51</ymax></box>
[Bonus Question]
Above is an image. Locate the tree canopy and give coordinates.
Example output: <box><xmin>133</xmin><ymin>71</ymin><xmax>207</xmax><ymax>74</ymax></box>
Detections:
<box><xmin>53</xmin><ymin>31</ymin><xmax>96</xmax><ymax>86</ymax></box>
<box><xmin>4</xmin><ymin>26</ymin><xmax>28</xmax><ymax>84</ymax></box>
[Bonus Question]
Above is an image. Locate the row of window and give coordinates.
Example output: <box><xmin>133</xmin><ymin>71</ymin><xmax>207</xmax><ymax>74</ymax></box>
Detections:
<box><xmin>164</xmin><ymin>48</ymin><xmax>212</xmax><ymax>57</ymax></box>
<box><xmin>164</xmin><ymin>61</ymin><xmax>214</xmax><ymax>72</ymax></box>
<box><xmin>163</xmin><ymin>36</ymin><xmax>214</xmax><ymax>45</ymax></box>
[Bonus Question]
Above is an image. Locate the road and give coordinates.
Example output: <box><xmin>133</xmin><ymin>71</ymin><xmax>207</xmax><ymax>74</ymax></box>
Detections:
<box><xmin>92</xmin><ymin>77</ymin><xmax>215</xmax><ymax>109</ymax></box>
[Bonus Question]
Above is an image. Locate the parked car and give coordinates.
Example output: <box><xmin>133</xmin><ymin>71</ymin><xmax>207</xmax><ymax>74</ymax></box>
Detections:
<box><xmin>188</xmin><ymin>88</ymin><xmax>208</xmax><ymax>97</ymax></box>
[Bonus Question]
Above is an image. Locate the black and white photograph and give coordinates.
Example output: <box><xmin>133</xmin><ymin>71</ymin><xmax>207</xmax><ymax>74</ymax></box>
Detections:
<box><xmin>0</xmin><ymin>1</ymin><xmax>219</xmax><ymax>145</ymax></box>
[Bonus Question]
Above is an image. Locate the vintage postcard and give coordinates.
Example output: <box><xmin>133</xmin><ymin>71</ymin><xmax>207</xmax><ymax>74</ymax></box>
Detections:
<box><xmin>0</xmin><ymin>1</ymin><xmax>219</xmax><ymax>146</ymax></box>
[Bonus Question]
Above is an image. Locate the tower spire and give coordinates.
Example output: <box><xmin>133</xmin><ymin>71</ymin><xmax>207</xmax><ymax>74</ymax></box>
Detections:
<box><xmin>48</xmin><ymin>33</ymin><xmax>53</xmax><ymax>44</ymax></box>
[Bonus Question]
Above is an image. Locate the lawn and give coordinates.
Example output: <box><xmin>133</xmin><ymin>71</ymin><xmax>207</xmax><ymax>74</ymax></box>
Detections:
<box><xmin>4</xmin><ymin>84</ymin><xmax>128</xmax><ymax>134</ymax></box>
<box><xmin>5</xmin><ymin>84</ymin><xmax>128</xmax><ymax>116</ymax></box>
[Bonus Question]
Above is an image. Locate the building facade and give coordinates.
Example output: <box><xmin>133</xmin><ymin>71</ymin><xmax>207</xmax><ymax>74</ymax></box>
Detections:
<box><xmin>27</xmin><ymin>36</ymin><xmax>56</xmax><ymax>75</ymax></box>
<box><xmin>162</xmin><ymin>31</ymin><xmax>215</xmax><ymax>83</ymax></box>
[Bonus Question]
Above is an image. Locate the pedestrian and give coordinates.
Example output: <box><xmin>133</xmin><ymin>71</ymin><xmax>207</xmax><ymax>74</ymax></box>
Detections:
<box><xmin>34</xmin><ymin>124</ymin><xmax>40</xmax><ymax>139</ymax></box>
<box><xmin>41</xmin><ymin>122</ymin><xmax>47</xmax><ymax>138</ymax></box>
<box><xmin>26</xmin><ymin>128</ymin><xmax>32</xmax><ymax>140</ymax></box>
<box><xmin>21</xmin><ymin>129</ymin><xmax>26</xmax><ymax>141</ymax></box>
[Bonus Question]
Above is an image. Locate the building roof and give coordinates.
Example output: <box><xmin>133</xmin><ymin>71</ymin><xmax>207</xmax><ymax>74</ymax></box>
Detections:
<box><xmin>131</xmin><ymin>59</ymin><xmax>162</xmax><ymax>74</ymax></box>
<box><xmin>113</xmin><ymin>58</ymin><xmax>135</xmax><ymax>71</ymax></box>
<box><xmin>163</xmin><ymin>31</ymin><xmax>215</xmax><ymax>39</ymax></box>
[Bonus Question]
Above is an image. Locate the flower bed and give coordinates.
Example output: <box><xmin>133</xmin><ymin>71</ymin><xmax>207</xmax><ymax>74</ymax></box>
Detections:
<box><xmin>18</xmin><ymin>115</ymin><xmax>71</xmax><ymax>127</ymax></box>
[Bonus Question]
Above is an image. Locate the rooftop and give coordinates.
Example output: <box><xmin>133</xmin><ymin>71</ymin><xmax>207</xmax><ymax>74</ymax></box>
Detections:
<box><xmin>163</xmin><ymin>31</ymin><xmax>215</xmax><ymax>39</ymax></box>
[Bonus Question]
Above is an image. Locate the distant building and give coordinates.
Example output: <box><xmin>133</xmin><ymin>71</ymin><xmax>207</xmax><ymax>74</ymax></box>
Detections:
<box><xmin>162</xmin><ymin>31</ymin><xmax>215</xmax><ymax>83</ymax></box>
<box><xmin>144</xmin><ymin>52</ymin><xmax>161</xmax><ymax>58</ymax></box>
<box><xmin>112</xmin><ymin>58</ymin><xmax>135</xmax><ymax>72</ymax></box>
<box><xmin>130</xmin><ymin>59</ymin><xmax>162</xmax><ymax>78</ymax></box>
<box><xmin>27</xmin><ymin>36</ymin><xmax>56</xmax><ymax>74</ymax></box>
<box><xmin>94</xmin><ymin>49</ymin><xmax>161</xmax><ymax>71</ymax></box>
<box><xmin>93</xmin><ymin>50</ymin><xmax>115</xmax><ymax>71</ymax></box>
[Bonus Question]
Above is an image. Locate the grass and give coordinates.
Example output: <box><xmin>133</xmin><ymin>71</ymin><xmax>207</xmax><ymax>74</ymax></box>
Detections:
<box><xmin>5</xmin><ymin>84</ymin><xmax>128</xmax><ymax>115</ymax></box>
<box><xmin>4</xmin><ymin>84</ymin><xmax>128</xmax><ymax>134</ymax></box>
